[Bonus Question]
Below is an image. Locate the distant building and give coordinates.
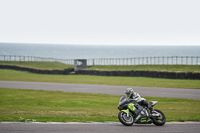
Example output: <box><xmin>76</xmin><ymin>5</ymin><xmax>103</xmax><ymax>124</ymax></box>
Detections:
<box><xmin>74</xmin><ymin>59</ymin><xmax>87</xmax><ymax>71</ymax></box>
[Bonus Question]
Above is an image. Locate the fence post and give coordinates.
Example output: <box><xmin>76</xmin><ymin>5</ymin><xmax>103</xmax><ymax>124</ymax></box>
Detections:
<box><xmin>181</xmin><ymin>57</ymin><xmax>183</xmax><ymax>65</ymax></box>
<box><xmin>167</xmin><ymin>57</ymin><xmax>168</xmax><ymax>65</ymax></box>
<box><xmin>163</xmin><ymin>57</ymin><xmax>164</xmax><ymax>65</ymax></box>
<box><xmin>141</xmin><ymin>57</ymin><xmax>143</xmax><ymax>65</ymax></box>
<box><xmin>146</xmin><ymin>57</ymin><xmax>148</xmax><ymax>65</ymax></box>
<box><xmin>117</xmin><ymin>58</ymin><xmax>119</xmax><ymax>65</ymax></box>
<box><xmin>106</xmin><ymin>58</ymin><xmax>108</xmax><ymax>65</ymax></box>
<box><xmin>191</xmin><ymin>56</ymin><xmax>193</xmax><ymax>65</ymax></box>
<box><xmin>186</xmin><ymin>56</ymin><xmax>188</xmax><ymax>65</ymax></box>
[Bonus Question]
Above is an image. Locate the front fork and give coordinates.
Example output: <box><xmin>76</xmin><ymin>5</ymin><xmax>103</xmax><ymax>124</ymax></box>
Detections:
<box><xmin>144</xmin><ymin>108</ymin><xmax>149</xmax><ymax>117</ymax></box>
<box><xmin>127</xmin><ymin>109</ymin><xmax>130</xmax><ymax>117</ymax></box>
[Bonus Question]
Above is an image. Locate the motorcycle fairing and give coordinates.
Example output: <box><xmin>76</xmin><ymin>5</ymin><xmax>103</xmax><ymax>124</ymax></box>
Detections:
<box><xmin>149</xmin><ymin>101</ymin><xmax>158</xmax><ymax>107</ymax></box>
<box><xmin>120</xmin><ymin>110</ymin><xmax>133</xmax><ymax>116</ymax></box>
<box><xmin>128</xmin><ymin>103</ymin><xmax>136</xmax><ymax>111</ymax></box>
<box><xmin>134</xmin><ymin>108</ymin><xmax>152</xmax><ymax>124</ymax></box>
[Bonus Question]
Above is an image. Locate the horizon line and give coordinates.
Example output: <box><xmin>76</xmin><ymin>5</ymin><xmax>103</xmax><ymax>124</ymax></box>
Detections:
<box><xmin>0</xmin><ymin>42</ymin><xmax>199</xmax><ymax>46</ymax></box>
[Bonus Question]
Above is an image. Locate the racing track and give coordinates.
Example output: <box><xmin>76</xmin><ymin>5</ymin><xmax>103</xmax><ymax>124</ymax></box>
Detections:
<box><xmin>0</xmin><ymin>81</ymin><xmax>200</xmax><ymax>133</ymax></box>
<box><xmin>0</xmin><ymin>122</ymin><xmax>200</xmax><ymax>133</ymax></box>
<box><xmin>0</xmin><ymin>81</ymin><xmax>200</xmax><ymax>99</ymax></box>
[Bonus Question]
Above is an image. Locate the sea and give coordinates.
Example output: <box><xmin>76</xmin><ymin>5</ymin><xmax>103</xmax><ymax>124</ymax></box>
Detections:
<box><xmin>0</xmin><ymin>43</ymin><xmax>200</xmax><ymax>59</ymax></box>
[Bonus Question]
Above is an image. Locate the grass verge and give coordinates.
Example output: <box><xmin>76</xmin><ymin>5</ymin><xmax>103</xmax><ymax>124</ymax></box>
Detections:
<box><xmin>88</xmin><ymin>65</ymin><xmax>200</xmax><ymax>72</ymax></box>
<box><xmin>0</xmin><ymin>88</ymin><xmax>199</xmax><ymax>122</ymax></box>
<box><xmin>1</xmin><ymin>61</ymin><xmax>200</xmax><ymax>72</ymax></box>
<box><xmin>0</xmin><ymin>69</ymin><xmax>200</xmax><ymax>89</ymax></box>
<box><xmin>0</xmin><ymin>61</ymin><xmax>73</xmax><ymax>70</ymax></box>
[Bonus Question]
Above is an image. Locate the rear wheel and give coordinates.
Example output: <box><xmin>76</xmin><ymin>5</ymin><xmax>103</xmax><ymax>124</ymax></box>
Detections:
<box><xmin>152</xmin><ymin>109</ymin><xmax>166</xmax><ymax>126</ymax></box>
<box><xmin>118</xmin><ymin>111</ymin><xmax>134</xmax><ymax>126</ymax></box>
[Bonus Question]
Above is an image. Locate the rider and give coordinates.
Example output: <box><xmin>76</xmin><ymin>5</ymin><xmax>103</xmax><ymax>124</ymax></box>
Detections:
<box><xmin>125</xmin><ymin>88</ymin><xmax>152</xmax><ymax>111</ymax></box>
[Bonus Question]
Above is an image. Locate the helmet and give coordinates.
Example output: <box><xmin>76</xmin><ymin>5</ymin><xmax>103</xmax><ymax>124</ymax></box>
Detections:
<box><xmin>125</xmin><ymin>88</ymin><xmax>134</xmax><ymax>99</ymax></box>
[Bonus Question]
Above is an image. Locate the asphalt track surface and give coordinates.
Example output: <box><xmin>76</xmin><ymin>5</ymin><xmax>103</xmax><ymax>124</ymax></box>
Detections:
<box><xmin>1</xmin><ymin>122</ymin><xmax>200</xmax><ymax>133</ymax></box>
<box><xmin>0</xmin><ymin>81</ymin><xmax>200</xmax><ymax>99</ymax></box>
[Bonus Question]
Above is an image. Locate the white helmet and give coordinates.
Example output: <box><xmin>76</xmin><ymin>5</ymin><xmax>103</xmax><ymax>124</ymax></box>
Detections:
<box><xmin>125</xmin><ymin>88</ymin><xmax>134</xmax><ymax>99</ymax></box>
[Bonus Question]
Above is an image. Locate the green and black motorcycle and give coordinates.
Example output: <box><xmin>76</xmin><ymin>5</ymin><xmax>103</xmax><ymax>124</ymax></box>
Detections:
<box><xmin>117</xmin><ymin>96</ymin><xmax>166</xmax><ymax>126</ymax></box>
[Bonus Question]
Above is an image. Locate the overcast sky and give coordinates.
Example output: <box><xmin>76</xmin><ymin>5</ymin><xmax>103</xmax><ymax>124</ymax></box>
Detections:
<box><xmin>0</xmin><ymin>0</ymin><xmax>199</xmax><ymax>46</ymax></box>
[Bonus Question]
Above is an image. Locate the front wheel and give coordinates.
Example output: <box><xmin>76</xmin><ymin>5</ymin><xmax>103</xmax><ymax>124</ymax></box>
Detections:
<box><xmin>118</xmin><ymin>111</ymin><xmax>134</xmax><ymax>126</ymax></box>
<box><xmin>152</xmin><ymin>109</ymin><xmax>166</xmax><ymax>126</ymax></box>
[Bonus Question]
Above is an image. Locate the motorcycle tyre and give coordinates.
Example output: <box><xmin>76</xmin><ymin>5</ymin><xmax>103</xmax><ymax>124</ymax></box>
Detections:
<box><xmin>118</xmin><ymin>111</ymin><xmax>134</xmax><ymax>126</ymax></box>
<box><xmin>152</xmin><ymin>109</ymin><xmax>166</xmax><ymax>126</ymax></box>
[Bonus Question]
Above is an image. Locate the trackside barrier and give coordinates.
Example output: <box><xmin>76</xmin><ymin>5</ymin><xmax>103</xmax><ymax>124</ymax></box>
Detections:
<box><xmin>75</xmin><ymin>70</ymin><xmax>200</xmax><ymax>80</ymax></box>
<box><xmin>1</xmin><ymin>65</ymin><xmax>200</xmax><ymax>79</ymax></box>
<box><xmin>0</xmin><ymin>65</ymin><xmax>74</xmax><ymax>75</ymax></box>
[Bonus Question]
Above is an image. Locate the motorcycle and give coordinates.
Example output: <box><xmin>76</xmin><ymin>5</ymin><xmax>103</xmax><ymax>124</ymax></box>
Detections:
<box><xmin>117</xmin><ymin>96</ymin><xmax>166</xmax><ymax>126</ymax></box>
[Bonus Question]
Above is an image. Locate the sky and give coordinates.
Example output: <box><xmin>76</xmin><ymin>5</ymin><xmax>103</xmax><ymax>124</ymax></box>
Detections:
<box><xmin>0</xmin><ymin>0</ymin><xmax>200</xmax><ymax>46</ymax></box>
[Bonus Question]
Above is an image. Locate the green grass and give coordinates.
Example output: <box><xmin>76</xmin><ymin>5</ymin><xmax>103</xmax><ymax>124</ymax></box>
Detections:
<box><xmin>0</xmin><ymin>69</ymin><xmax>200</xmax><ymax>89</ymax></box>
<box><xmin>88</xmin><ymin>65</ymin><xmax>200</xmax><ymax>72</ymax></box>
<box><xmin>1</xmin><ymin>62</ymin><xmax>199</xmax><ymax>123</ymax></box>
<box><xmin>0</xmin><ymin>88</ymin><xmax>199</xmax><ymax>122</ymax></box>
<box><xmin>0</xmin><ymin>61</ymin><xmax>73</xmax><ymax>70</ymax></box>
<box><xmin>1</xmin><ymin>61</ymin><xmax>200</xmax><ymax>72</ymax></box>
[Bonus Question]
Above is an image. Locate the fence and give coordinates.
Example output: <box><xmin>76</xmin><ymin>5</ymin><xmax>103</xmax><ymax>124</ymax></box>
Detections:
<box><xmin>0</xmin><ymin>55</ymin><xmax>200</xmax><ymax>65</ymax></box>
<box><xmin>0</xmin><ymin>55</ymin><xmax>74</xmax><ymax>65</ymax></box>
<box><xmin>87</xmin><ymin>56</ymin><xmax>200</xmax><ymax>65</ymax></box>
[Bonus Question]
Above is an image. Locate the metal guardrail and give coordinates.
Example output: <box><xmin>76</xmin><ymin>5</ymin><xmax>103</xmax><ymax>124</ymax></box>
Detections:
<box><xmin>0</xmin><ymin>55</ymin><xmax>199</xmax><ymax>65</ymax></box>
